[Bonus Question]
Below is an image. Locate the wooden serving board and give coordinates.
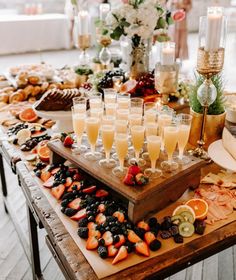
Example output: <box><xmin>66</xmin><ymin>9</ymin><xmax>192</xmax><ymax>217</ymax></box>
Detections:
<box><xmin>48</xmin><ymin>139</ymin><xmax>206</xmax><ymax>223</ymax></box>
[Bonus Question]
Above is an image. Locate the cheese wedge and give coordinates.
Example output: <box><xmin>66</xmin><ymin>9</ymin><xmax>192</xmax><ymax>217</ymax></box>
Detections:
<box><xmin>222</xmin><ymin>127</ymin><xmax>236</xmax><ymax>160</ymax></box>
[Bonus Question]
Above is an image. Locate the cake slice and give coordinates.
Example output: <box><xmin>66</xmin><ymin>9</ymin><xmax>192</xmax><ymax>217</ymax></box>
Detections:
<box><xmin>35</xmin><ymin>88</ymin><xmax>83</xmax><ymax>111</ymax></box>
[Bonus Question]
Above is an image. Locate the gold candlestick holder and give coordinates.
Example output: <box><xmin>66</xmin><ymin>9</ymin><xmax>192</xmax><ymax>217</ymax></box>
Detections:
<box><xmin>155</xmin><ymin>63</ymin><xmax>179</xmax><ymax>105</ymax></box>
<box><xmin>97</xmin><ymin>34</ymin><xmax>112</xmax><ymax>69</ymax></box>
<box><xmin>189</xmin><ymin>47</ymin><xmax>224</xmax><ymax>159</ymax></box>
<box><xmin>78</xmin><ymin>34</ymin><xmax>91</xmax><ymax>66</ymax></box>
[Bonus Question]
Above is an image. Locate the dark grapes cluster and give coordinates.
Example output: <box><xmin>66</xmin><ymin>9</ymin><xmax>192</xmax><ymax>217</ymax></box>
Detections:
<box><xmin>97</xmin><ymin>70</ymin><xmax>125</xmax><ymax>93</ymax></box>
<box><xmin>135</xmin><ymin>72</ymin><xmax>157</xmax><ymax>97</ymax></box>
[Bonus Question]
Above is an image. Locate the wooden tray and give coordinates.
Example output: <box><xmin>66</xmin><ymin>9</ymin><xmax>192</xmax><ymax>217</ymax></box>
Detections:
<box><xmin>48</xmin><ymin>139</ymin><xmax>206</xmax><ymax>223</ymax></box>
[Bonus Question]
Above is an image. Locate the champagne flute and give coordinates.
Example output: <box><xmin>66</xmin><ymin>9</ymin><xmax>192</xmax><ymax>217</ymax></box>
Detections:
<box><xmin>112</xmin><ymin>120</ymin><xmax>128</xmax><ymax>161</ymax></box>
<box><xmin>158</xmin><ymin>111</ymin><xmax>173</xmax><ymax>151</ymax></box>
<box><xmin>144</xmin><ymin>102</ymin><xmax>156</xmax><ymax>123</ymax></box>
<box><xmin>128</xmin><ymin>113</ymin><xmax>142</xmax><ymax>127</ymax></box>
<box><xmin>130</xmin><ymin>97</ymin><xmax>143</xmax><ymax>114</ymax></box>
<box><xmin>99</xmin><ymin>124</ymin><xmax>116</xmax><ymax>168</ymax></box>
<box><xmin>103</xmin><ymin>88</ymin><xmax>117</xmax><ymax>104</ymax></box>
<box><xmin>71</xmin><ymin>107</ymin><xmax>87</xmax><ymax>153</ymax></box>
<box><xmin>161</xmin><ymin>123</ymin><xmax>179</xmax><ymax>171</ymax></box>
<box><xmin>116</xmin><ymin>108</ymin><xmax>129</xmax><ymax>121</ymax></box>
<box><xmin>84</xmin><ymin>117</ymin><xmax>102</xmax><ymax>161</ymax></box>
<box><xmin>142</xmin><ymin>122</ymin><xmax>158</xmax><ymax>160</ymax></box>
<box><xmin>73</xmin><ymin>97</ymin><xmax>87</xmax><ymax>114</ymax></box>
<box><xmin>144</xmin><ymin>136</ymin><xmax>162</xmax><ymax>178</ymax></box>
<box><xmin>129</xmin><ymin>125</ymin><xmax>146</xmax><ymax>167</ymax></box>
<box><xmin>112</xmin><ymin>133</ymin><xmax>128</xmax><ymax>177</ymax></box>
<box><xmin>174</xmin><ymin>114</ymin><xmax>192</xmax><ymax>164</ymax></box>
<box><xmin>117</xmin><ymin>93</ymin><xmax>130</xmax><ymax>109</ymax></box>
<box><xmin>89</xmin><ymin>92</ymin><xmax>103</xmax><ymax>109</ymax></box>
<box><xmin>105</xmin><ymin>103</ymin><xmax>117</xmax><ymax>116</ymax></box>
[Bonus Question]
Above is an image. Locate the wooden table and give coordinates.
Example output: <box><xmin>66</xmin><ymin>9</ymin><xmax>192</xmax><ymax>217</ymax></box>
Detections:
<box><xmin>1</xmin><ymin>102</ymin><xmax>236</xmax><ymax>280</ymax></box>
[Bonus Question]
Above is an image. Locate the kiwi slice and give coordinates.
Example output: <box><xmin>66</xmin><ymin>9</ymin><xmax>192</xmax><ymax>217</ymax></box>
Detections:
<box><xmin>179</xmin><ymin>222</ymin><xmax>195</xmax><ymax>237</ymax></box>
<box><xmin>171</xmin><ymin>215</ymin><xmax>184</xmax><ymax>225</ymax></box>
<box><xmin>180</xmin><ymin>211</ymin><xmax>195</xmax><ymax>224</ymax></box>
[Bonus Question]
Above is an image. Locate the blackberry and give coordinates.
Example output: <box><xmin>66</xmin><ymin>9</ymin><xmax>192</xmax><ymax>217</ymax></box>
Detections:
<box><xmin>134</xmin><ymin>227</ymin><xmax>145</xmax><ymax>239</ymax></box>
<box><xmin>88</xmin><ymin>216</ymin><xmax>95</xmax><ymax>222</ymax></box>
<box><xmin>13</xmin><ymin>138</ymin><xmax>18</xmax><ymax>145</ymax></box>
<box><xmin>61</xmin><ymin>207</ymin><xmax>66</xmax><ymax>213</ymax></box>
<box><xmin>106</xmin><ymin>216</ymin><xmax>116</xmax><ymax>223</ymax></box>
<box><xmin>98</xmin><ymin>238</ymin><xmax>105</xmax><ymax>246</ymax></box>
<box><xmin>64</xmin><ymin>208</ymin><xmax>77</xmax><ymax>217</ymax></box>
<box><xmin>78</xmin><ymin>218</ymin><xmax>89</xmax><ymax>227</ymax></box>
<box><xmin>61</xmin><ymin>199</ymin><xmax>69</xmax><ymax>207</ymax></box>
<box><xmin>111</xmin><ymin>226</ymin><xmax>120</xmax><ymax>235</ymax></box>
<box><xmin>161</xmin><ymin>217</ymin><xmax>172</xmax><ymax>231</ymax></box>
<box><xmin>124</xmin><ymin>222</ymin><xmax>133</xmax><ymax>230</ymax></box>
<box><xmin>148</xmin><ymin>217</ymin><xmax>158</xmax><ymax>228</ymax></box>
<box><xmin>53</xmin><ymin>181</ymin><xmax>60</xmax><ymax>187</ymax></box>
<box><xmin>62</xmin><ymin>192</ymin><xmax>76</xmax><ymax>200</ymax></box>
<box><xmin>85</xmin><ymin>196</ymin><xmax>96</xmax><ymax>206</ymax></box>
<box><xmin>160</xmin><ymin>230</ymin><xmax>172</xmax><ymax>239</ymax></box>
<box><xmin>150</xmin><ymin>227</ymin><xmax>159</xmax><ymax>237</ymax></box>
<box><xmin>97</xmin><ymin>246</ymin><xmax>108</xmax><ymax>259</ymax></box>
<box><xmin>125</xmin><ymin>241</ymin><xmax>134</xmax><ymax>253</ymax></box>
<box><xmin>194</xmin><ymin>220</ymin><xmax>206</xmax><ymax>235</ymax></box>
<box><xmin>174</xmin><ymin>234</ymin><xmax>184</xmax><ymax>244</ymax></box>
<box><xmin>35</xmin><ymin>170</ymin><xmax>41</xmax><ymax>178</ymax></box>
<box><xmin>149</xmin><ymin>239</ymin><xmax>161</xmax><ymax>251</ymax></box>
<box><xmin>169</xmin><ymin>225</ymin><xmax>179</xmax><ymax>236</ymax></box>
<box><xmin>78</xmin><ymin>227</ymin><xmax>88</xmax><ymax>239</ymax></box>
<box><xmin>113</xmin><ymin>235</ymin><xmax>120</xmax><ymax>244</ymax></box>
<box><xmin>61</xmin><ymin>179</ymin><xmax>66</xmax><ymax>184</ymax></box>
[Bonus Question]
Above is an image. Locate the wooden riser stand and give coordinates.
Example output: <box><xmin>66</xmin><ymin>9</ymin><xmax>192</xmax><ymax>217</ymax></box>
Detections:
<box><xmin>48</xmin><ymin>139</ymin><xmax>206</xmax><ymax>223</ymax></box>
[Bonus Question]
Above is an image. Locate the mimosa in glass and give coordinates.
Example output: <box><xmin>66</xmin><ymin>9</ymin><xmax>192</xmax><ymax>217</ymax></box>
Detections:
<box><xmin>112</xmin><ymin>133</ymin><xmax>128</xmax><ymax>177</ymax></box>
<box><xmin>129</xmin><ymin>125</ymin><xmax>146</xmax><ymax>167</ymax></box>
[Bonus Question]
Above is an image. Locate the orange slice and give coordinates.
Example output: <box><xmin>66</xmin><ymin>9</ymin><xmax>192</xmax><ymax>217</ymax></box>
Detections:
<box><xmin>37</xmin><ymin>145</ymin><xmax>50</xmax><ymax>162</ymax></box>
<box><xmin>185</xmin><ymin>198</ymin><xmax>208</xmax><ymax>220</ymax></box>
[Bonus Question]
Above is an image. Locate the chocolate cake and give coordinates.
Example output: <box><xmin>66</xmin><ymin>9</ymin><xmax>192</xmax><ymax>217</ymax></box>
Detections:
<box><xmin>35</xmin><ymin>88</ymin><xmax>83</xmax><ymax>111</ymax></box>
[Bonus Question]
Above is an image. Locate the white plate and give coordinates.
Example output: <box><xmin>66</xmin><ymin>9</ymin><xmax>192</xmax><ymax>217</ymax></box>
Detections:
<box><xmin>33</xmin><ymin>105</ymin><xmax>73</xmax><ymax>133</ymax></box>
<box><xmin>208</xmin><ymin>140</ymin><xmax>236</xmax><ymax>172</ymax></box>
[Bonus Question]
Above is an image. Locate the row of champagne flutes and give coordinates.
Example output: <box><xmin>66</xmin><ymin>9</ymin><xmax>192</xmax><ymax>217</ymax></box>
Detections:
<box><xmin>71</xmin><ymin>92</ymin><xmax>192</xmax><ymax>178</ymax></box>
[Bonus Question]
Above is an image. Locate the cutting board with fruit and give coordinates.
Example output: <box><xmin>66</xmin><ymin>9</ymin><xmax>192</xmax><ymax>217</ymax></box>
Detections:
<box><xmin>47</xmin><ymin>139</ymin><xmax>207</xmax><ymax>223</ymax></box>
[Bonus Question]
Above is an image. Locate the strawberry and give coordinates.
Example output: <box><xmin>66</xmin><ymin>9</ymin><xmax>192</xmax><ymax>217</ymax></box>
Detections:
<box><xmin>73</xmin><ymin>173</ymin><xmax>83</xmax><ymax>181</ymax></box>
<box><xmin>82</xmin><ymin>185</ymin><xmax>97</xmax><ymax>194</ymax></box>
<box><xmin>67</xmin><ymin>181</ymin><xmax>81</xmax><ymax>192</ymax></box>
<box><xmin>86</xmin><ymin>236</ymin><xmax>99</xmax><ymax>250</ymax></box>
<box><xmin>135</xmin><ymin>173</ymin><xmax>149</xmax><ymax>185</ymax></box>
<box><xmin>43</xmin><ymin>176</ymin><xmax>54</xmax><ymax>188</ymax></box>
<box><xmin>102</xmin><ymin>231</ymin><xmax>113</xmax><ymax>246</ymax></box>
<box><xmin>68</xmin><ymin>198</ymin><xmax>82</xmax><ymax>210</ymax></box>
<box><xmin>112</xmin><ymin>246</ymin><xmax>128</xmax><ymax>265</ymax></box>
<box><xmin>128</xmin><ymin>163</ymin><xmax>141</xmax><ymax>176</ymax></box>
<box><xmin>135</xmin><ymin>241</ymin><xmax>150</xmax><ymax>257</ymax></box>
<box><xmin>50</xmin><ymin>167</ymin><xmax>60</xmax><ymax>175</ymax></box>
<box><xmin>113</xmin><ymin>211</ymin><xmax>125</xmax><ymax>223</ymax></box>
<box><xmin>98</xmin><ymin>203</ymin><xmax>106</xmax><ymax>213</ymax></box>
<box><xmin>51</xmin><ymin>184</ymin><xmax>65</xmax><ymax>200</ymax></box>
<box><xmin>88</xmin><ymin>230</ymin><xmax>101</xmax><ymax>239</ymax></box>
<box><xmin>137</xmin><ymin>221</ymin><xmax>150</xmax><ymax>232</ymax></box>
<box><xmin>95</xmin><ymin>189</ymin><xmax>109</xmax><ymax>198</ymax></box>
<box><xmin>63</xmin><ymin>135</ymin><xmax>74</xmax><ymax>147</ymax></box>
<box><xmin>95</xmin><ymin>213</ymin><xmax>106</xmax><ymax>225</ymax></box>
<box><xmin>68</xmin><ymin>168</ymin><xmax>79</xmax><ymax>174</ymax></box>
<box><xmin>144</xmin><ymin>232</ymin><xmax>156</xmax><ymax>245</ymax></box>
<box><xmin>123</xmin><ymin>173</ymin><xmax>135</xmax><ymax>186</ymax></box>
<box><xmin>108</xmin><ymin>245</ymin><xmax>118</xmax><ymax>257</ymax></box>
<box><xmin>70</xmin><ymin>208</ymin><xmax>87</xmax><ymax>221</ymax></box>
<box><xmin>114</xmin><ymin>235</ymin><xmax>125</xmax><ymax>249</ymax></box>
<box><xmin>64</xmin><ymin>177</ymin><xmax>72</xmax><ymax>187</ymax></box>
<box><xmin>87</xmin><ymin>222</ymin><xmax>97</xmax><ymax>231</ymax></box>
<box><xmin>127</xmin><ymin>230</ymin><xmax>141</xmax><ymax>243</ymax></box>
<box><xmin>40</xmin><ymin>170</ymin><xmax>51</xmax><ymax>182</ymax></box>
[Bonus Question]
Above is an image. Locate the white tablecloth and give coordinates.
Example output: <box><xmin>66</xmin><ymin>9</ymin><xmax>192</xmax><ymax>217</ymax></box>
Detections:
<box><xmin>0</xmin><ymin>14</ymin><xmax>71</xmax><ymax>55</ymax></box>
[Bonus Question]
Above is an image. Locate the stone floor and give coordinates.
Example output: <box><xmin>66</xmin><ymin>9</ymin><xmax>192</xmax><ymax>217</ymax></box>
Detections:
<box><xmin>0</xmin><ymin>32</ymin><xmax>236</xmax><ymax>280</ymax></box>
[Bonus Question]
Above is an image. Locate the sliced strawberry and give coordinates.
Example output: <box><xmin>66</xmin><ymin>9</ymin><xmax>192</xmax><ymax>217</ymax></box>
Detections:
<box><xmin>135</xmin><ymin>241</ymin><xmax>150</xmax><ymax>257</ymax></box>
<box><xmin>64</xmin><ymin>177</ymin><xmax>73</xmax><ymax>187</ymax></box>
<box><xmin>128</xmin><ymin>163</ymin><xmax>141</xmax><ymax>176</ymax></box>
<box><xmin>144</xmin><ymin>232</ymin><xmax>156</xmax><ymax>245</ymax></box>
<box><xmin>43</xmin><ymin>176</ymin><xmax>54</xmax><ymax>188</ymax></box>
<box><xmin>123</xmin><ymin>173</ymin><xmax>135</xmax><ymax>186</ymax></box>
<box><xmin>70</xmin><ymin>208</ymin><xmax>87</xmax><ymax>221</ymax></box>
<box><xmin>108</xmin><ymin>245</ymin><xmax>118</xmax><ymax>257</ymax></box>
<box><xmin>102</xmin><ymin>231</ymin><xmax>113</xmax><ymax>246</ymax></box>
<box><xmin>137</xmin><ymin>221</ymin><xmax>150</xmax><ymax>232</ymax></box>
<box><xmin>51</xmin><ymin>167</ymin><xmax>60</xmax><ymax>175</ymax></box>
<box><xmin>113</xmin><ymin>211</ymin><xmax>125</xmax><ymax>223</ymax></box>
<box><xmin>95</xmin><ymin>189</ymin><xmax>109</xmax><ymax>198</ymax></box>
<box><xmin>67</xmin><ymin>181</ymin><xmax>81</xmax><ymax>192</ymax></box>
<box><xmin>114</xmin><ymin>235</ymin><xmax>125</xmax><ymax>249</ymax></box>
<box><xmin>63</xmin><ymin>135</ymin><xmax>74</xmax><ymax>147</ymax></box>
<box><xmin>51</xmin><ymin>184</ymin><xmax>65</xmax><ymax>200</ymax></box>
<box><xmin>40</xmin><ymin>170</ymin><xmax>51</xmax><ymax>182</ymax></box>
<box><xmin>68</xmin><ymin>198</ymin><xmax>82</xmax><ymax>210</ymax></box>
<box><xmin>87</xmin><ymin>222</ymin><xmax>97</xmax><ymax>232</ymax></box>
<box><xmin>88</xmin><ymin>230</ymin><xmax>101</xmax><ymax>239</ymax></box>
<box><xmin>95</xmin><ymin>213</ymin><xmax>106</xmax><ymax>225</ymax></box>
<box><xmin>86</xmin><ymin>236</ymin><xmax>99</xmax><ymax>250</ymax></box>
<box><xmin>98</xmin><ymin>203</ymin><xmax>106</xmax><ymax>213</ymax></box>
<box><xmin>112</xmin><ymin>246</ymin><xmax>128</xmax><ymax>265</ymax></box>
<box><xmin>82</xmin><ymin>185</ymin><xmax>97</xmax><ymax>194</ymax></box>
<box><xmin>73</xmin><ymin>173</ymin><xmax>83</xmax><ymax>181</ymax></box>
<box><xmin>127</xmin><ymin>230</ymin><xmax>141</xmax><ymax>243</ymax></box>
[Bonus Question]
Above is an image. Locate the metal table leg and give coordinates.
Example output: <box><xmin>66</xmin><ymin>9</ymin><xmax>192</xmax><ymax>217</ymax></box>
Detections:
<box><xmin>27</xmin><ymin>205</ymin><xmax>44</xmax><ymax>280</ymax></box>
<box><xmin>0</xmin><ymin>152</ymin><xmax>8</xmax><ymax>213</ymax></box>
